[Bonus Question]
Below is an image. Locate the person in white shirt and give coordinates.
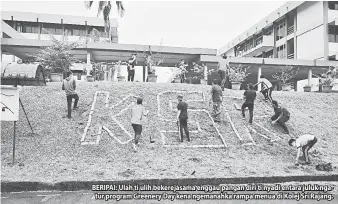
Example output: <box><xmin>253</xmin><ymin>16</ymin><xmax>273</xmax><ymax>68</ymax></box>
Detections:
<box><xmin>289</xmin><ymin>134</ymin><xmax>318</xmax><ymax>165</ymax></box>
<box><xmin>131</xmin><ymin>98</ymin><xmax>149</xmax><ymax>152</ymax></box>
<box><xmin>254</xmin><ymin>75</ymin><xmax>273</xmax><ymax>102</ymax></box>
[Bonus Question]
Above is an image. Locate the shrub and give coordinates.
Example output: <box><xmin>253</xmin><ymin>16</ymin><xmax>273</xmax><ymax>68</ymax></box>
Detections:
<box><xmin>272</xmin><ymin>65</ymin><xmax>299</xmax><ymax>85</ymax></box>
<box><xmin>227</xmin><ymin>64</ymin><xmax>250</xmax><ymax>83</ymax></box>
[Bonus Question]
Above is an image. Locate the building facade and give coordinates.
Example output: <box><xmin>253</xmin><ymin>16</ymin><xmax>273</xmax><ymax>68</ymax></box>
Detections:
<box><xmin>1</xmin><ymin>11</ymin><xmax>119</xmax><ymax>43</ymax></box>
<box><xmin>219</xmin><ymin>1</ymin><xmax>338</xmax><ymax>61</ymax></box>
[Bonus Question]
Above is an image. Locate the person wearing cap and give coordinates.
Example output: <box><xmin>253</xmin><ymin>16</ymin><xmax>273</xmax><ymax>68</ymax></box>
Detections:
<box><xmin>242</xmin><ymin>83</ymin><xmax>256</xmax><ymax>124</ymax></box>
<box><xmin>176</xmin><ymin>95</ymin><xmax>190</xmax><ymax>142</ymax></box>
<box><xmin>62</xmin><ymin>71</ymin><xmax>79</xmax><ymax>119</ymax></box>
<box><xmin>131</xmin><ymin>97</ymin><xmax>149</xmax><ymax>152</ymax></box>
<box><xmin>209</xmin><ymin>79</ymin><xmax>223</xmax><ymax>123</ymax></box>
<box><xmin>271</xmin><ymin>100</ymin><xmax>290</xmax><ymax>134</ymax></box>
<box><xmin>127</xmin><ymin>54</ymin><xmax>137</xmax><ymax>82</ymax></box>
<box><xmin>253</xmin><ymin>75</ymin><xmax>273</xmax><ymax>102</ymax></box>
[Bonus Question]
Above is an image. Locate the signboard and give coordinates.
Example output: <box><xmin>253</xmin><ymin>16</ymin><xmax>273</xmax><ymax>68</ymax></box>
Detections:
<box><xmin>0</xmin><ymin>86</ymin><xmax>19</xmax><ymax>121</ymax></box>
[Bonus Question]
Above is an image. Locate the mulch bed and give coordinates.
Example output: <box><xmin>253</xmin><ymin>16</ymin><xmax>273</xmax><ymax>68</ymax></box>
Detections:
<box><xmin>1</xmin><ymin>82</ymin><xmax>337</xmax><ymax>183</ymax></box>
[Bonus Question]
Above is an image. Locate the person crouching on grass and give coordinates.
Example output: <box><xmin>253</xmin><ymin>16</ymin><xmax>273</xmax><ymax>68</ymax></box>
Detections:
<box><xmin>62</xmin><ymin>71</ymin><xmax>79</xmax><ymax>119</ymax></box>
<box><xmin>177</xmin><ymin>95</ymin><xmax>190</xmax><ymax>142</ymax></box>
<box><xmin>242</xmin><ymin>83</ymin><xmax>256</xmax><ymax>125</ymax></box>
<box><xmin>289</xmin><ymin>134</ymin><xmax>318</xmax><ymax>165</ymax></box>
<box><xmin>131</xmin><ymin>98</ymin><xmax>149</xmax><ymax>152</ymax></box>
<box><xmin>271</xmin><ymin>100</ymin><xmax>290</xmax><ymax>134</ymax></box>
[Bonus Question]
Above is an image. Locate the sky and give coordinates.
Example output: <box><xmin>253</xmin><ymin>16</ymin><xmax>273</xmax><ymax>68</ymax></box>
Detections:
<box><xmin>1</xmin><ymin>0</ymin><xmax>287</xmax><ymax>49</ymax></box>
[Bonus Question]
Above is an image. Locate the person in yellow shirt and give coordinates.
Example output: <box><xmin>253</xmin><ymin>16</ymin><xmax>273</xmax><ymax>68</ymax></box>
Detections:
<box><xmin>131</xmin><ymin>98</ymin><xmax>149</xmax><ymax>152</ymax></box>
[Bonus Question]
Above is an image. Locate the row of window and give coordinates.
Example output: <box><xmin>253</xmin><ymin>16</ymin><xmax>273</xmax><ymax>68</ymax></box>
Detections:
<box><xmin>234</xmin><ymin>25</ymin><xmax>275</xmax><ymax>56</ymax></box>
<box><xmin>6</xmin><ymin>21</ymin><xmax>116</xmax><ymax>37</ymax></box>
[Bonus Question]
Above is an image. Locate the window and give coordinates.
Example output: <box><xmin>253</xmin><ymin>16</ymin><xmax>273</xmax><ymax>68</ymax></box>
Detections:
<box><xmin>276</xmin><ymin>21</ymin><xmax>286</xmax><ymax>41</ymax></box>
<box><xmin>328</xmin><ymin>25</ymin><xmax>338</xmax><ymax>43</ymax></box>
<box><xmin>255</xmin><ymin>32</ymin><xmax>263</xmax><ymax>46</ymax></box>
<box><xmin>264</xmin><ymin>26</ymin><xmax>273</xmax><ymax>36</ymax></box>
<box><xmin>277</xmin><ymin>44</ymin><xmax>286</xmax><ymax>59</ymax></box>
<box><xmin>64</xmin><ymin>25</ymin><xmax>85</xmax><ymax>36</ymax></box>
<box><xmin>329</xmin><ymin>1</ymin><xmax>338</xmax><ymax>10</ymax></box>
<box><xmin>42</xmin><ymin>23</ymin><xmax>62</xmax><ymax>35</ymax></box>
<box><xmin>17</xmin><ymin>22</ymin><xmax>38</xmax><ymax>33</ymax></box>
<box><xmin>265</xmin><ymin>50</ymin><xmax>273</xmax><ymax>58</ymax></box>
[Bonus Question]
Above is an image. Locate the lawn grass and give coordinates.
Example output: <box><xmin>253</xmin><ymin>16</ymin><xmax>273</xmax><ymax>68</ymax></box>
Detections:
<box><xmin>1</xmin><ymin>81</ymin><xmax>338</xmax><ymax>183</ymax></box>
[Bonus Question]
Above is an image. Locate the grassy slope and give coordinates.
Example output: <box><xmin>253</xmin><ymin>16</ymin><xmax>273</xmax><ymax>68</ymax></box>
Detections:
<box><xmin>1</xmin><ymin>82</ymin><xmax>338</xmax><ymax>183</ymax></box>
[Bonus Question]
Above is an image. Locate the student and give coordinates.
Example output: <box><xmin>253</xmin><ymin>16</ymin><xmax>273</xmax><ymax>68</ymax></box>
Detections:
<box><xmin>254</xmin><ymin>75</ymin><xmax>273</xmax><ymax>102</ymax></box>
<box><xmin>209</xmin><ymin>79</ymin><xmax>223</xmax><ymax>123</ymax></box>
<box><xmin>127</xmin><ymin>54</ymin><xmax>137</xmax><ymax>82</ymax></box>
<box><xmin>62</xmin><ymin>71</ymin><xmax>79</xmax><ymax>119</ymax></box>
<box><xmin>178</xmin><ymin>60</ymin><xmax>188</xmax><ymax>83</ymax></box>
<box><xmin>242</xmin><ymin>83</ymin><xmax>256</xmax><ymax>124</ymax></box>
<box><xmin>289</xmin><ymin>134</ymin><xmax>318</xmax><ymax>165</ymax></box>
<box><xmin>177</xmin><ymin>95</ymin><xmax>190</xmax><ymax>142</ymax></box>
<box><xmin>271</xmin><ymin>100</ymin><xmax>290</xmax><ymax>134</ymax></box>
<box><xmin>131</xmin><ymin>98</ymin><xmax>149</xmax><ymax>152</ymax></box>
<box><xmin>218</xmin><ymin>69</ymin><xmax>226</xmax><ymax>91</ymax></box>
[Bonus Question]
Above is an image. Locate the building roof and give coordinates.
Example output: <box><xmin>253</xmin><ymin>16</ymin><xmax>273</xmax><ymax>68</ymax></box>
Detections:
<box><xmin>219</xmin><ymin>1</ymin><xmax>304</xmax><ymax>55</ymax></box>
<box><xmin>1</xmin><ymin>10</ymin><xmax>118</xmax><ymax>27</ymax></box>
<box><xmin>1</xmin><ymin>38</ymin><xmax>217</xmax><ymax>67</ymax></box>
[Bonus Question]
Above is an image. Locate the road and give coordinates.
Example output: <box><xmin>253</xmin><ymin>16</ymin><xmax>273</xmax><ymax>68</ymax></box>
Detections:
<box><xmin>1</xmin><ymin>189</ymin><xmax>337</xmax><ymax>204</ymax></box>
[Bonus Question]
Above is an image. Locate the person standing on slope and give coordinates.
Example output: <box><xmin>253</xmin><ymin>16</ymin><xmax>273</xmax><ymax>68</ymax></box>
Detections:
<box><xmin>62</xmin><ymin>71</ymin><xmax>79</xmax><ymax>119</ymax></box>
<box><xmin>131</xmin><ymin>97</ymin><xmax>149</xmax><ymax>152</ymax></box>
<box><xmin>218</xmin><ymin>68</ymin><xmax>226</xmax><ymax>91</ymax></box>
<box><xmin>209</xmin><ymin>79</ymin><xmax>223</xmax><ymax>123</ymax></box>
<box><xmin>254</xmin><ymin>75</ymin><xmax>273</xmax><ymax>102</ymax></box>
<box><xmin>177</xmin><ymin>95</ymin><xmax>190</xmax><ymax>142</ymax></box>
<box><xmin>241</xmin><ymin>83</ymin><xmax>257</xmax><ymax>125</ymax></box>
<box><xmin>127</xmin><ymin>54</ymin><xmax>137</xmax><ymax>82</ymax></box>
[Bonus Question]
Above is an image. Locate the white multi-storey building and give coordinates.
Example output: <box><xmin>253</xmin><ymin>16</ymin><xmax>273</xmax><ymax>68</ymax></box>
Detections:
<box><xmin>219</xmin><ymin>1</ymin><xmax>338</xmax><ymax>61</ymax></box>
<box><xmin>1</xmin><ymin>11</ymin><xmax>118</xmax><ymax>42</ymax></box>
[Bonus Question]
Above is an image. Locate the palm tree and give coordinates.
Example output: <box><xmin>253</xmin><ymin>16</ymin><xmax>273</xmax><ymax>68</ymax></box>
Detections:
<box><xmin>84</xmin><ymin>1</ymin><xmax>125</xmax><ymax>39</ymax></box>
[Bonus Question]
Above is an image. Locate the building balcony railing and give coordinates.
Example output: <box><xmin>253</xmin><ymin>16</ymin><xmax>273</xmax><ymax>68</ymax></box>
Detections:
<box><xmin>287</xmin><ymin>53</ymin><xmax>294</xmax><ymax>59</ymax></box>
<box><xmin>239</xmin><ymin>35</ymin><xmax>274</xmax><ymax>57</ymax></box>
<box><xmin>287</xmin><ymin>25</ymin><xmax>294</xmax><ymax>36</ymax></box>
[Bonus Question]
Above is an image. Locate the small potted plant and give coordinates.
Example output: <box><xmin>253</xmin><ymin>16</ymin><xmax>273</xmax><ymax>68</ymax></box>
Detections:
<box><xmin>321</xmin><ymin>77</ymin><xmax>335</xmax><ymax>92</ymax></box>
<box><xmin>87</xmin><ymin>69</ymin><xmax>95</xmax><ymax>82</ymax></box>
<box><xmin>226</xmin><ymin>64</ymin><xmax>250</xmax><ymax>90</ymax></box>
<box><xmin>272</xmin><ymin>65</ymin><xmax>299</xmax><ymax>91</ymax></box>
<box><xmin>314</xmin><ymin>66</ymin><xmax>338</xmax><ymax>93</ymax></box>
<box><xmin>303</xmin><ymin>84</ymin><xmax>312</xmax><ymax>92</ymax></box>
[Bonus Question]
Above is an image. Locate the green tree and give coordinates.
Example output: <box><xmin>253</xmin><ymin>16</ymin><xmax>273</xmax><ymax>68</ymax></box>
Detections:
<box><xmin>33</xmin><ymin>33</ymin><xmax>79</xmax><ymax>73</ymax></box>
<box><xmin>85</xmin><ymin>1</ymin><xmax>125</xmax><ymax>38</ymax></box>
